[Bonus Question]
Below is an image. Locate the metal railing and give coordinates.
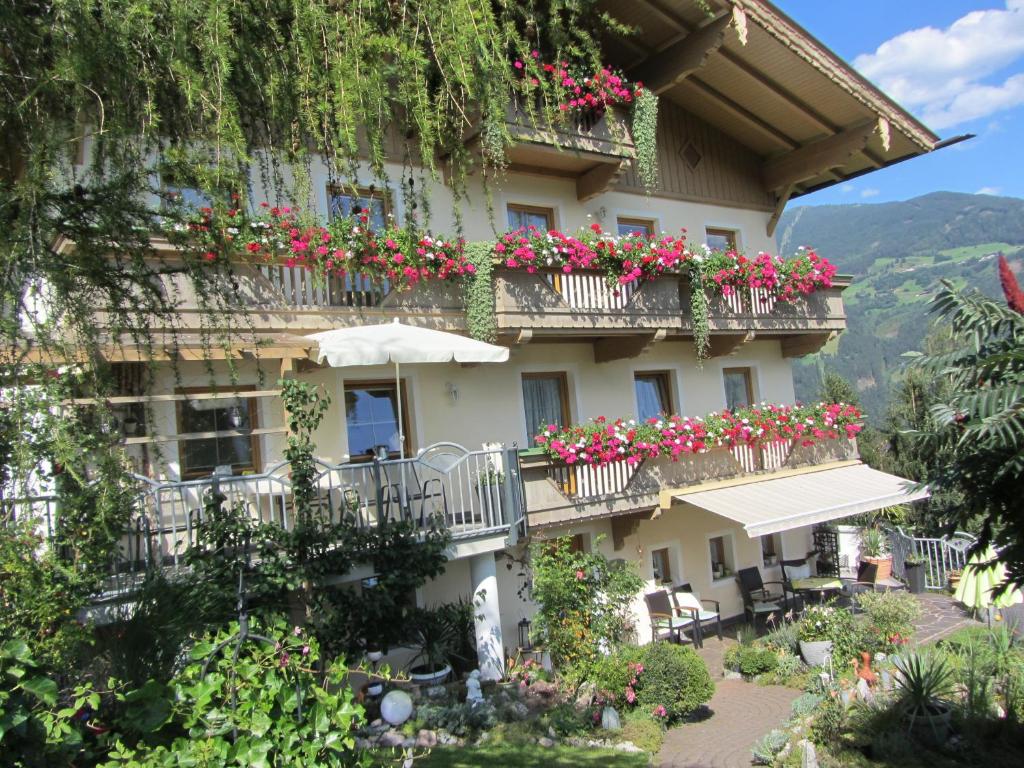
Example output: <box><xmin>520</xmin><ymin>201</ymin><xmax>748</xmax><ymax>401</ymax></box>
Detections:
<box><xmin>888</xmin><ymin>527</ymin><xmax>976</xmax><ymax>590</ymax></box>
<box><xmin>3</xmin><ymin>443</ymin><xmax>525</xmax><ymax>595</ymax></box>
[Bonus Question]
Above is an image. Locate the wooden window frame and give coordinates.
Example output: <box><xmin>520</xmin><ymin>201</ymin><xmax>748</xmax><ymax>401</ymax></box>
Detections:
<box><xmin>722</xmin><ymin>367</ymin><xmax>755</xmax><ymax>411</ymax></box>
<box><xmin>708</xmin><ymin>532</ymin><xmax>736</xmax><ymax>581</ymax></box>
<box><xmin>651</xmin><ymin>546</ymin><xmax>673</xmax><ymax>585</ymax></box>
<box><xmin>705</xmin><ymin>227</ymin><xmax>738</xmax><ymax>252</ymax></box>
<box><xmin>343</xmin><ymin>378</ymin><xmax>411</xmax><ymax>462</ymax></box>
<box><xmin>761</xmin><ymin>534</ymin><xmax>780</xmax><ymax>567</ymax></box>
<box><xmin>616</xmin><ymin>216</ymin><xmax>656</xmax><ymax>237</ymax></box>
<box><xmin>633</xmin><ymin>371</ymin><xmax>674</xmax><ymax>419</ymax></box>
<box><xmin>327</xmin><ymin>185</ymin><xmax>392</xmax><ymax>223</ymax></box>
<box><xmin>176</xmin><ymin>386</ymin><xmax>261</xmax><ymax>479</ymax></box>
<box><xmin>521</xmin><ymin>371</ymin><xmax>571</xmax><ymax>431</ymax></box>
<box><xmin>506</xmin><ymin>203</ymin><xmax>555</xmax><ymax>231</ymax></box>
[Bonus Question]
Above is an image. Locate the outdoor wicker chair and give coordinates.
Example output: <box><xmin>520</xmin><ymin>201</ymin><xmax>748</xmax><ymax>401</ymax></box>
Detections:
<box><xmin>644</xmin><ymin>590</ymin><xmax>697</xmax><ymax>645</ymax></box>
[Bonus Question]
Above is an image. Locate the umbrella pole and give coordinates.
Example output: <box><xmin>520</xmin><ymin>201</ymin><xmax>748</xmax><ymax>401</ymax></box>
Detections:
<box><xmin>395</xmin><ymin>361</ymin><xmax>404</xmax><ymax>460</ymax></box>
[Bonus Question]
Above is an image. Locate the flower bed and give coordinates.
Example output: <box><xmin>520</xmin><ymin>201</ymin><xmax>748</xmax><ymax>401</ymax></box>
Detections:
<box><xmin>533</xmin><ymin>402</ymin><xmax>862</xmax><ymax>467</ymax></box>
<box><xmin>702</xmin><ymin>246</ymin><xmax>837</xmax><ymax>302</ymax></box>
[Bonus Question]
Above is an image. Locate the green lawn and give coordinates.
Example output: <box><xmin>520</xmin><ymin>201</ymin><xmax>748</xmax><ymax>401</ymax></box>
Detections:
<box><xmin>412</xmin><ymin>744</ymin><xmax>649</xmax><ymax>767</ymax></box>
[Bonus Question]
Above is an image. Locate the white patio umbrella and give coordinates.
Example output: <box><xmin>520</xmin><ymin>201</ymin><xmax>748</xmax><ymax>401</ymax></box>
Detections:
<box><xmin>305</xmin><ymin>319</ymin><xmax>509</xmax><ymax>459</ymax></box>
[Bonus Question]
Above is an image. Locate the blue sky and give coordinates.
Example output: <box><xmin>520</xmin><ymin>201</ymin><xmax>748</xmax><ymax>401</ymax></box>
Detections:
<box><xmin>777</xmin><ymin>1</ymin><xmax>1024</xmax><ymax>205</ymax></box>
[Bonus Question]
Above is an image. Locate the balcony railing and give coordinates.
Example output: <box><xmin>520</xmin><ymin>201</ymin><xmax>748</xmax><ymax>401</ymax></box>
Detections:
<box><xmin>522</xmin><ymin>438</ymin><xmax>859</xmax><ymax>528</ymax></box>
<box><xmin>2</xmin><ymin>443</ymin><xmax>525</xmax><ymax>597</ymax></box>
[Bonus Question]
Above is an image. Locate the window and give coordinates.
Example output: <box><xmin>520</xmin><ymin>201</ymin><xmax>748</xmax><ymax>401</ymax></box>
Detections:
<box><xmin>569</xmin><ymin>533</ymin><xmax>589</xmax><ymax>553</ymax></box>
<box><xmin>344</xmin><ymin>381</ymin><xmax>409</xmax><ymax>460</ymax></box>
<box><xmin>177</xmin><ymin>390</ymin><xmax>260</xmax><ymax>477</ymax></box>
<box><xmin>522</xmin><ymin>372</ymin><xmax>570</xmax><ymax>434</ymax></box>
<box><xmin>723</xmin><ymin>367</ymin><xmax>755</xmax><ymax>411</ymax></box>
<box><xmin>761</xmin><ymin>534</ymin><xmax>781</xmax><ymax>567</ymax></box>
<box><xmin>617</xmin><ymin>217</ymin><xmax>655</xmax><ymax>237</ymax></box>
<box><xmin>652</xmin><ymin>547</ymin><xmax>673</xmax><ymax>585</ymax></box>
<box><xmin>705</xmin><ymin>227</ymin><xmax>738</xmax><ymax>252</ymax></box>
<box><xmin>708</xmin><ymin>534</ymin><xmax>735</xmax><ymax>580</ymax></box>
<box><xmin>634</xmin><ymin>372</ymin><xmax>673</xmax><ymax>421</ymax></box>
<box><xmin>507</xmin><ymin>204</ymin><xmax>554</xmax><ymax>231</ymax></box>
<box><xmin>328</xmin><ymin>185</ymin><xmax>390</xmax><ymax>231</ymax></box>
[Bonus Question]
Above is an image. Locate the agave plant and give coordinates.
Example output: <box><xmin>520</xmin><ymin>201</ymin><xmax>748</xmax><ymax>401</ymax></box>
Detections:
<box><xmin>892</xmin><ymin>651</ymin><xmax>955</xmax><ymax>735</ymax></box>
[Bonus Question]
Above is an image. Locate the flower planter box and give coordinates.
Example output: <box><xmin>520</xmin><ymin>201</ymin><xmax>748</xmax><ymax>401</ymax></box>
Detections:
<box><xmin>864</xmin><ymin>555</ymin><xmax>892</xmax><ymax>581</ymax></box>
<box><xmin>799</xmin><ymin>639</ymin><xmax>834</xmax><ymax>667</ymax></box>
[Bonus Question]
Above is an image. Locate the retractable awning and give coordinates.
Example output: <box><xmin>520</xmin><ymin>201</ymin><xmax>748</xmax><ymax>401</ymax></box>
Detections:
<box><xmin>672</xmin><ymin>464</ymin><xmax>928</xmax><ymax>538</ymax></box>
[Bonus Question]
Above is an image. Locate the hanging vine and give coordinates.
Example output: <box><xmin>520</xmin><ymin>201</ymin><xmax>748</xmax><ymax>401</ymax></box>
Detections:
<box><xmin>633</xmin><ymin>89</ymin><xmax>660</xmax><ymax>191</ymax></box>
<box><xmin>688</xmin><ymin>261</ymin><xmax>712</xmax><ymax>362</ymax></box>
<box><xmin>464</xmin><ymin>242</ymin><xmax>498</xmax><ymax>343</ymax></box>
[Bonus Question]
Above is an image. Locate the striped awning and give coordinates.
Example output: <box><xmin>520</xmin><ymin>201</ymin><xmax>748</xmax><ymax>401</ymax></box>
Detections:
<box><xmin>673</xmin><ymin>464</ymin><xmax>929</xmax><ymax>537</ymax></box>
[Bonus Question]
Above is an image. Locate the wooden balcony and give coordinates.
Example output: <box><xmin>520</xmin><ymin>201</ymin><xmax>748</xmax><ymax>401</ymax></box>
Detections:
<box><xmin>521</xmin><ymin>438</ymin><xmax>860</xmax><ymax>532</ymax></box>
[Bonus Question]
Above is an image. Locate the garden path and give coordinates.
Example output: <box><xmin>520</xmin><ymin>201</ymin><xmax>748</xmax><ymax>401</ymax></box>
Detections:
<box><xmin>910</xmin><ymin>592</ymin><xmax>975</xmax><ymax>644</ymax></box>
<box><xmin>656</xmin><ymin>679</ymin><xmax>799</xmax><ymax>768</ymax></box>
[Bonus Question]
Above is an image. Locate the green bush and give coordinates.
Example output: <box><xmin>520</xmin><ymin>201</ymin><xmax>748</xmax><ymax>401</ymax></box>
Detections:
<box><xmin>590</xmin><ymin>646</ymin><xmax>644</xmax><ymax>703</ymax></box>
<box><xmin>634</xmin><ymin>643</ymin><xmax>714</xmax><ymax>720</ymax></box>
<box><xmin>809</xmin><ymin>694</ymin><xmax>845</xmax><ymax>745</ymax></box>
<box><xmin>417</xmin><ymin>701</ymin><xmax>499</xmax><ymax>736</ymax></box>
<box><xmin>798</xmin><ymin>605</ymin><xmax>861</xmax><ymax>666</ymax></box>
<box><xmin>617</xmin><ymin>710</ymin><xmax>665</xmax><ymax>753</ymax></box>
<box><xmin>857</xmin><ymin>591</ymin><xmax>920</xmax><ymax>653</ymax></box>
<box><xmin>751</xmin><ymin>729</ymin><xmax>789</xmax><ymax>765</ymax></box>
<box><xmin>790</xmin><ymin>692</ymin><xmax>824</xmax><ymax>719</ymax></box>
<box><xmin>724</xmin><ymin>645</ymin><xmax>779</xmax><ymax>677</ymax></box>
<box><xmin>541</xmin><ymin>702</ymin><xmax>593</xmax><ymax>737</ymax></box>
<box><xmin>762</xmin><ymin>621</ymin><xmax>800</xmax><ymax>655</ymax></box>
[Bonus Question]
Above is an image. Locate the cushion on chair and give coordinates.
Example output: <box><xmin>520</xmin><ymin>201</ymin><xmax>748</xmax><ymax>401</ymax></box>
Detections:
<box><xmin>788</xmin><ymin>563</ymin><xmax>812</xmax><ymax>581</ymax></box>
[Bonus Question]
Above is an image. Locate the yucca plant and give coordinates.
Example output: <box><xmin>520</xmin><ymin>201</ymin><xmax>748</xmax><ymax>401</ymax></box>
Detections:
<box><xmin>909</xmin><ymin>278</ymin><xmax>1024</xmax><ymax>593</ymax></box>
<box><xmin>893</xmin><ymin>651</ymin><xmax>955</xmax><ymax>743</ymax></box>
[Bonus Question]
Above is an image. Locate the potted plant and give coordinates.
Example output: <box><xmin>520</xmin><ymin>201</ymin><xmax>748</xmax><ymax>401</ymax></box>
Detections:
<box><xmin>408</xmin><ymin>607</ymin><xmax>455</xmax><ymax>686</ymax></box>
<box><xmin>947</xmin><ymin>569</ymin><xmax>962</xmax><ymax>592</ymax></box>
<box><xmin>860</xmin><ymin>527</ymin><xmax>892</xmax><ymax>581</ymax></box>
<box><xmin>904</xmin><ymin>553</ymin><xmax>927</xmax><ymax>593</ymax></box>
<box><xmin>798</xmin><ymin>605</ymin><xmax>837</xmax><ymax>666</ymax></box>
<box><xmin>893</xmin><ymin>652</ymin><xmax>954</xmax><ymax>746</ymax></box>
<box><xmin>475</xmin><ymin>462</ymin><xmax>505</xmax><ymax>512</ymax></box>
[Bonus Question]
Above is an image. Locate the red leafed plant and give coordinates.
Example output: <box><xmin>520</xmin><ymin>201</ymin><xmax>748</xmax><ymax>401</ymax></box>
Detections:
<box><xmin>998</xmin><ymin>254</ymin><xmax>1024</xmax><ymax>314</ymax></box>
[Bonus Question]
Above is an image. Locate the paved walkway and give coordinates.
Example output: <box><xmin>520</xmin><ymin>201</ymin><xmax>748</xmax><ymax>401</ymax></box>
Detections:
<box><xmin>911</xmin><ymin>591</ymin><xmax>974</xmax><ymax>644</ymax></box>
<box><xmin>656</xmin><ymin>679</ymin><xmax>799</xmax><ymax>768</ymax></box>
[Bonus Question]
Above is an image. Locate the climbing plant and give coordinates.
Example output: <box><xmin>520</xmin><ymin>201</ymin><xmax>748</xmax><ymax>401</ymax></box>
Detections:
<box><xmin>464</xmin><ymin>241</ymin><xmax>499</xmax><ymax>344</ymax></box>
<box><xmin>633</xmin><ymin>89</ymin><xmax>660</xmax><ymax>191</ymax></box>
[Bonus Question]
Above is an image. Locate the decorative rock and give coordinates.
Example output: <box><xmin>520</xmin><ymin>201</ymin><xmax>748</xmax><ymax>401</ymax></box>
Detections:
<box><xmin>614</xmin><ymin>741</ymin><xmax>643</xmax><ymax>753</ymax></box>
<box><xmin>379</xmin><ymin>729</ymin><xmax>406</xmax><ymax>747</ymax></box>
<box><xmin>601</xmin><ymin>706</ymin><xmax>622</xmax><ymax>731</ymax></box>
<box><xmin>438</xmin><ymin>730</ymin><xmax>460</xmax><ymax>746</ymax></box>
<box><xmin>381</xmin><ymin>690</ymin><xmax>414</xmax><ymax>726</ymax></box>
<box><xmin>538</xmin><ymin>736</ymin><xmax>555</xmax><ymax>748</ymax></box>
<box><xmin>800</xmin><ymin>739</ymin><xmax>818</xmax><ymax>768</ymax></box>
<box><xmin>510</xmin><ymin>701</ymin><xmax>529</xmax><ymax>720</ymax></box>
<box><xmin>466</xmin><ymin>670</ymin><xmax>485</xmax><ymax>705</ymax></box>
<box><xmin>531</xmin><ymin>680</ymin><xmax>558</xmax><ymax>698</ymax></box>
<box><xmin>425</xmin><ymin>685</ymin><xmax>447</xmax><ymax>699</ymax></box>
<box><xmin>402</xmin><ymin>737</ymin><xmax>415</xmax><ymax>748</ymax></box>
<box><xmin>370</xmin><ymin>719</ymin><xmax>383</xmax><ymax>728</ymax></box>
<box><xmin>724</xmin><ymin>671</ymin><xmax>743</xmax><ymax>680</ymax></box>
<box><xmin>415</xmin><ymin>729</ymin><xmax>438</xmax><ymax>748</ymax></box>
<box><xmin>547</xmin><ymin>726</ymin><xmax>557</xmax><ymax>739</ymax></box>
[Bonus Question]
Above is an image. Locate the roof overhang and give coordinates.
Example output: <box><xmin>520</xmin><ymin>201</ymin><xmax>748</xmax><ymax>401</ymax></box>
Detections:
<box><xmin>668</xmin><ymin>462</ymin><xmax>929</xmax><ymax>537</ymax></box>
<box><xmin>600</xmin><ymin>0</ymin><xmax>953</xmax><ymax>205</ymax></box>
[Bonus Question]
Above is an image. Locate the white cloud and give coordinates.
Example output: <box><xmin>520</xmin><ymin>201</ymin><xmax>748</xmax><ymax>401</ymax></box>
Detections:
<box><xmin>860</xmin><ymin>188</ymin><xmax>880</xmax><ymax>198</ymax></box>
<box><xmin>854</xmin><ymin>1</ymin><xmax>1024</xmax><ymax>129</ymax></box>
<box><xmin>840</xmin><ymin>183</ymin><xmax>856</xmax><ymax>194</ymax></box>
<box><xmin>976</xmin><ymin>186</ymin><xmax>1003</xmax><ymax>195</ymax></box>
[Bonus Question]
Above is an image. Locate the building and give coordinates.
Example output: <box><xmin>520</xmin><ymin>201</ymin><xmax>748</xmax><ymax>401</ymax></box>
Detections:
<box><xmin>29</xmin><ymin>1</ymin><xmax>951</xmax><ymax>678</ymax></box>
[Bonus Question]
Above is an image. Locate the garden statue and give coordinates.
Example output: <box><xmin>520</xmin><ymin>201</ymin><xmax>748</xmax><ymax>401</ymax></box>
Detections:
<box><xmin>466</xmin><ymin>670</ymin><xmax>484</xmax><ymax>705</ymax></box>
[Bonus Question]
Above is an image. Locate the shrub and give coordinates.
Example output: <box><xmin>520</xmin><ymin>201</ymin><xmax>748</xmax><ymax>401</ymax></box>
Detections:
<box><xmin>798</xmin><ymin>605</ymin><xmax>860</xmax><ymax>666</ymax></box>
<box><xmin>751</xmin><ymin>729</ymin><xmax>789</xmax><ymax>765</ymax></box>
<box><xmin>809</xmin><ymin>694</ymin><xmax>845</xmax><ymax>745</ymax></box>
<box><xmin>790</xmin><ymin>692</ymin><xmax>824</xmax><ymax>719</ymax></box>
<box><xmin>857</xmin><ymin>591</ymin><xmax>920</xmax><ymax>653</ymax></box>
<box><xmin>763</xmin><ymin>621</ymin><xmax>800</xmax><ymax>655</ymax></box>
<box><xmin>634</xmin><ymin>642</ymin><xmax>714</xmax><ymax>720</ymax></box>
<box><xmin>725</xmin><ymin>645</ymin><xmax>778</xmax><ymax>677</ymax></box>
<box><xmin>542</xmin><ymin>702</ymin><xmax>592</xmax><ymax>737</ymax></box>
<box><xmin>589</xmin><ymin>645</ymin><xmax>644</xmax><ymax>704</ymax></box>
<box><xmin>617</xmin><ymin>710</ymin><xmax>666</xmax><ymax>753</ymax></box>
<box><xmin>417</xmin><ymin>701</ymin><xmax>498</xmax><ymax>736</ymax></box>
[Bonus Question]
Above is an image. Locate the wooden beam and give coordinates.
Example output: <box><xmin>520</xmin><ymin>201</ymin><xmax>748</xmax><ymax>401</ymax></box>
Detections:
<box><xmin>515</xmin><ymin>329</ymin><xmax>533</xmax><ymax>345</ymax></box>
<box><xmin>708</xmin><ymin>331</ymin><xmax>755</xmax><ymax>358</ymax></box>
<box><xmin>628</xmin><ymin>13</ymin><xmax>732</xmax><ymax>95</ymax></box>
<box><xmin>593</xmin><ymin>329</ymin><xmax>667</xmax><ymax>363</ymax></box>
<box><xmin>780</xmin><ymin>333</ymin><xmax>835</xmax><ymax>358</ymax></box>
<box><xmin>767</xmin><ymin>185</ymin><xmax>794</xmax><ymax>238</ymax></box>
<box><xmin>611</xmin><ymin>511</ymin><xmax>652</xmax><ymax>551</ymax></box>
<box><xmin>576</xmin><ymin>158</ymin><xmax>629</xmax><ymax>202</ymax></box>
<box><xmin>762</xmin><ymin>121</ymin><xmax>875</xmax><ymax>192</ymax></box>
<box><xmin>686</xmin><ymin>76</ymin><xmax>799</xmax><ymax>150</ymax></box>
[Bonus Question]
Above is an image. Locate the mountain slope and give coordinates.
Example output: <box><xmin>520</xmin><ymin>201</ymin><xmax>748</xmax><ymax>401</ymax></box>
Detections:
<box><xmin>779</xmin><ymin>191</ymin><xmax>1024</xmax><ymax>422</ymax></box>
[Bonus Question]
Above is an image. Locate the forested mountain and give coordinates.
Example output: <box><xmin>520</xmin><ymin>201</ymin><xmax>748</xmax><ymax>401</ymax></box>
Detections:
<box><xmin>779</xmin><ymin>191</ymin><xmax>1024</xmax><ymax>422</ymax></box>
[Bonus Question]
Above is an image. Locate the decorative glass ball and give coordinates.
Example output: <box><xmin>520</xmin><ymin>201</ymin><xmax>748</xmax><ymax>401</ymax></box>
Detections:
<box><xmin>380</xmin><ymin>690</ymin><xmax>413</xmax><ymax>726</ymax></box>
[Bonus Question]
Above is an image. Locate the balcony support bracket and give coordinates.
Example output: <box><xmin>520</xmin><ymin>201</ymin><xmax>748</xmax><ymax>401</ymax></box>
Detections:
<box><xmin>594</xmin><ymin>329</ymin><xmax>667</xmax><ymax>363</ymax></box>
<box><xmin>628</xmin><ymin>13</ymin><xmax>732</xmax><ymax>95</ymax></box>
<box><xmin>708</xmin><ymin>330</ymin><xmax>755</xmax><ymax>358</ymax></box>
<box><xmin>762</xmin><ymin>120</ymin><xmax>875</xmax><ymax>192</ymax></box>
<box><xmin>781</xmin><ymin>332</ymin><xmax>835</xmax><ymax>358</ymax></box>
<box><xmin>577</xmin><ymin>158</ymin><xmax>630</xmax><ymax>202</ymax></box>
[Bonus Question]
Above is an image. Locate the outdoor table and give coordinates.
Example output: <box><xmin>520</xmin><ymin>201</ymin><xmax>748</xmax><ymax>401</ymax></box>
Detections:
<box><xmin>792</xmin><ymin>577</ymin><xmax>843</xmax><ymax>605</ymax></box>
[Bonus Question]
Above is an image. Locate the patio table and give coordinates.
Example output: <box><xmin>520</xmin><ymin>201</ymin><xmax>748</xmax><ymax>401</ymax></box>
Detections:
<box><xmin>792</xmin><ymin>577</ymin><xmax>843</xmax><ymax>605</ymax></box>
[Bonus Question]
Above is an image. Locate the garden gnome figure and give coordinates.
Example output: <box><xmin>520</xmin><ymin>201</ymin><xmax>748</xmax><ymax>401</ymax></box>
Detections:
<box><xmin>466</xmin><ymin>670</ymin><xmax>484</xmax><ymax>705</ymax></box>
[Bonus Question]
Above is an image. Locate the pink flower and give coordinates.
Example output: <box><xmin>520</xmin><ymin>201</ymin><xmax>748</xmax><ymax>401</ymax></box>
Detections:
<box><xmin>575</xmin><ymin>570</ymin><xmax>585</xmax><ymax>581</ymax></box>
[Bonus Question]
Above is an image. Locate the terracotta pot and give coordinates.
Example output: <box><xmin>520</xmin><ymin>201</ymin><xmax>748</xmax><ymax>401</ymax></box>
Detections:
<box><xmin>864</xmin><ymin>555</ymin><xmax>892</xmax><ymax>581</ymax></box>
